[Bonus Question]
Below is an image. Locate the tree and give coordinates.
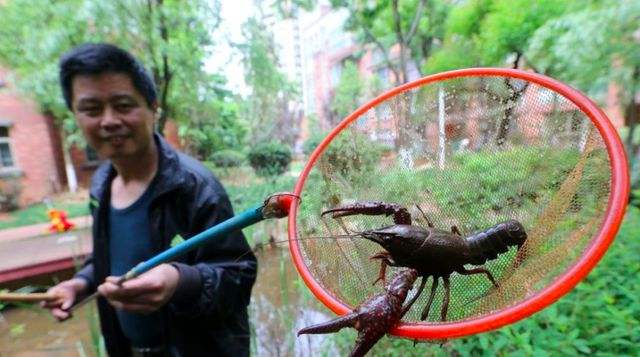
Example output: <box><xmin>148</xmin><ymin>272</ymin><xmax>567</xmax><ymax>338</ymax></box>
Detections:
<box><xmin>423</xmin><ymin>0</ymin><xmax>492</xmax><ymax>73</ymax></box>
<box><xmin>273</xmin><ymin>0</ymin><xmax>316</xmax><ymax>19</ymax></box>
<box><xmin>329</xmin><ymin>61</ymin><xmax>364</xmax><ymax>124</ymax></box>
<box><xmin>0</xmin><ymin>0</ymin><xmax>225</xmax><ymax>134</ymax></box>
<box><xmin>331</xmin><ymin>0</ymin><xmax>450</xmax><ymax>85</ymax></box>
<box><xmin>238</xmin><ymin>16</ymin><xmax>301</xmax><ymax>147</ymax></box>
<box><xmin>526</xmin><ymin>0</ymin><xmax>640</xmax><ymax>173</ymax></box>
<box><xmin>424</xmin><ymin>0</ymin><xmax>574</xmax><ymax>146</ymax></box>
<box><xmin>0</xmin><ymin>0</ymin><xmax>241</xmax><ymax>172</ymax></box>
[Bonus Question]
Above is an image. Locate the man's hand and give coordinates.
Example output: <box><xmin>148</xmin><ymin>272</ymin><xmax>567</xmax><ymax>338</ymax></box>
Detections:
<box><xmin>97</xmin><ymin>263</ymin><xmax>180</xmax><ymax>314</ymax></box>
<box><xmin>41</xmin><ymin>278</ymin><xmax>88</xmax><ymax>321</ymax></box>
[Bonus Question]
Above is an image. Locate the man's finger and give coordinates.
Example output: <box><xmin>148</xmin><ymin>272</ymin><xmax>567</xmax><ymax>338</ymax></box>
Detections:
<box><xmin>114</xmin><ymin>301</ymin><xmax>157</xmax><ymax>314</ymax></box>
<box><xmin>52</xmin><ymin>308</ymin><xmax>72</xmax><ymax>321</ymax></box>
<box><xmin>105</xmin><ymin>276</ymin><xmax>124</xmax><ymax>284</ymax></box>
<box><xmin>61</xmin><ymin>298</ymin><xmax>74</xmax><ymax>310</ymax></box>
<box><xmin>108</xmin><ymin>291</ymin><xmax>162</xmax><ymax>306</ymax></box>
<box><xmin>99</xmin><ymin>281</ymin><xmax>153</xmax><ymax>299</ymax></box>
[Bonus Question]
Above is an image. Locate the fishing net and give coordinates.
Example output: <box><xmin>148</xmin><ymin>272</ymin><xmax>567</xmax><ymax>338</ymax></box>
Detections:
<box><xmin>288</xmin><ymin>69</ymin><xmax>628</xmax><ymax>339</ymax></box>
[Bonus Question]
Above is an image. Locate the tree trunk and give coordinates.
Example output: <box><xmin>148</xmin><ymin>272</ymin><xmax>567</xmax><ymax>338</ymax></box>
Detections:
<box><xmin>625</xmin><ymin>66</ymin><xmax>640</xmax><ymax>168</ymax></box>
<box><xmin>438</xmin><ymin>87</ymin><xmax>446</xmax><ymax>169</ymax></box>
<box><xmin>156</xmin><ymin>0</ymin><xmax>171</xmax><ymax>135</ymax></box>
<box><xmin>625</xmin><ymin>98</ymin><xmax>639</xmax><ymax>169</ymax></box>
<box><xmin>62</xmin><ymin>139</ymin><xmax>78</xmax><ymax>193</ymax></box>
<box><xmin>145</xmin><ymin>0</ymin><xmax>171</xmax><ymax>135</ymax></box>
<box><xmin>495</xmin><ymin>53</ymin><xmax>526</xmax><ymax>147</ymax></box>
<box><xmin>391</xmin><ymin>0</ymin><xmax>408</xmax><ymax>84</ymax></box>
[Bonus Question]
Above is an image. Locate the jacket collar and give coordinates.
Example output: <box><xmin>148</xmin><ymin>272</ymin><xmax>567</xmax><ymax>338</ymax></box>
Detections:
<box><xmin>89</xmin><ymin>133</ymin><xmax>186</xmax><ymax>200</ymax></box>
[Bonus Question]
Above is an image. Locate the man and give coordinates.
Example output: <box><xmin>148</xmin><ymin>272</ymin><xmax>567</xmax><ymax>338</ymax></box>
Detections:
<box><xmin>42</xmin><ymin>43</ymin><xmax>257</xmax><ymax>356</ymax></box>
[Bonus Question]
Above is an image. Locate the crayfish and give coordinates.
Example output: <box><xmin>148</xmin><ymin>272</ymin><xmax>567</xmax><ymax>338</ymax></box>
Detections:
<box><xmin>298</xmin><ymin>268</ymin><xmax>419</xmax><ymax>357</ymax></box>
<box><xmin>322</xmin><ymin>201</ymin><xmax>527</xmax><ymax>322</ymax></box>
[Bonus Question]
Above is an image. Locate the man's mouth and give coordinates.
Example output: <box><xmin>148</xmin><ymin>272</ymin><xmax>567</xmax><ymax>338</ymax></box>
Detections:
<box><xmin>104</xmin><ymin>135</ymin><xmax>129</xmax><ymax>145</ymax></box>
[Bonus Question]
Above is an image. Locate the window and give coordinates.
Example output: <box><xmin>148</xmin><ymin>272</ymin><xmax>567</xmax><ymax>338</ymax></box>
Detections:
<box><xmin>0</xmin><ymin>125</ymin><xmax>16</xmax><ymax>169</ymax></box>
<box><xmin>330</xmin><ymin>62</ymin><xmax>343</xmax><ymax>87</ymax></box>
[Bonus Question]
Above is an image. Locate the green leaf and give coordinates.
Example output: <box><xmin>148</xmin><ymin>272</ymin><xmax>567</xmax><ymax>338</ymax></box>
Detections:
<box><xmin>170</xmin><ymin>234</ymin><xmax>185</xmax><ymax>248</ymax></box>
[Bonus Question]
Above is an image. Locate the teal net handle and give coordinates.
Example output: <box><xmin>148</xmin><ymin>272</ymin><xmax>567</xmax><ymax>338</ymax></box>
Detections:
<box><xmin>125</xmin><ymin>204</ymin><xmax>264</xmax><ymax>279</ymax></box>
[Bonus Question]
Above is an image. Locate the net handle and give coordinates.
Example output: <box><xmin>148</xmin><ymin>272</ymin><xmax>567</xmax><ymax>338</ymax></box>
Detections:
<box><xmin>288</xmin><ymin>68</ymin><xmax>629</xmax><ymax>339</ymax></box>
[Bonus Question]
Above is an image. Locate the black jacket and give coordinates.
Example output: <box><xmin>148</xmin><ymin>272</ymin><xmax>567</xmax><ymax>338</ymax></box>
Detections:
<box><xmin>75</xmin><ymin>134</ymin><xmax>257</xmax><ymax>356</ymax></box>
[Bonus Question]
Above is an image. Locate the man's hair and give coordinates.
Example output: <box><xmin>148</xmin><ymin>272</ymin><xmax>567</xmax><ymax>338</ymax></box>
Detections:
<box><xmin>59</xmin><ymin>43</ymin><xmax>157</xmax><ymax>109</ymax></box>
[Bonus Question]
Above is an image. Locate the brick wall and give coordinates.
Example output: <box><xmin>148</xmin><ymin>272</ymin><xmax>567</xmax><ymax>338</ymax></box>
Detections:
<box><xmin>163</xmin><ymin>120</ymin><xmax>183</xmax><ymax>150</ymax></box>
<box><xmin>69</xmin><ymin>145</ymin><xmax>97</xmax><ymax>189</ymax></box>
<box><xmin>0</xmin><ymin>68</ymin><xmax>66</xmax><ymax>207</ymax></box>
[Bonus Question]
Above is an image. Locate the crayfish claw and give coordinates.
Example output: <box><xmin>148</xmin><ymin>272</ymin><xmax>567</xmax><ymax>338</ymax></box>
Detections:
<box><xmin>321</xmin><ymin>201</ymin><xmax>412</xmax><ymax>225</ymax></box>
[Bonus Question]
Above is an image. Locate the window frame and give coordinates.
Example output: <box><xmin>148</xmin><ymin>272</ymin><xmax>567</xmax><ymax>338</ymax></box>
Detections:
<box><xmin>0</xmin><ymin>120</ymin><xmax>20</xmax><ymax>176</ymax></box>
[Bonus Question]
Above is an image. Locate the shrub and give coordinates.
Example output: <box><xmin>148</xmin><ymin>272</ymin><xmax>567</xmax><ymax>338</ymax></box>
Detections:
<box><xmin>209</xmin><ymin>149</ymin><xmax>245</xmax><ymax>168</ymax></box>
<box><xmin>302</xmin><ymin>132</ymin><xmax>324</xmax><ymax>156</ymax></box>
<box><xmin>319</xmin><ymin>130</ymin><xmax>384</xmax><ymax>178</ymax></box>
<box><xmin>0</xmin><ymin>178</ymin><xmax>21</xmax><ymax>212</ymax></box>
<box><xmin>247</xmin><ymin>141</ymin><xmax>292</xmax><ymax>178</ymax></box>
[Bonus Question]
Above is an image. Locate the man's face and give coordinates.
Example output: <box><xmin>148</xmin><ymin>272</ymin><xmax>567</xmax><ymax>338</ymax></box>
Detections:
<box><xmin>71</xmin><ymin>72</ymin><xmax>156</xmax><ymax>161</ymax></box>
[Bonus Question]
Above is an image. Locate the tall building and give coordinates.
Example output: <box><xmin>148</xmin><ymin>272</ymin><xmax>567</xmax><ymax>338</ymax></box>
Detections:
<box><xmin>298</xmin><ymin>2</ymin><xmax>353</xmax><ymax>125</ymax></box>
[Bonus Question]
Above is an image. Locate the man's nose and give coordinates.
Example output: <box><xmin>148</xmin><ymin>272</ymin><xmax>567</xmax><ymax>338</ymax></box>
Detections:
<box><xmin>100</xmin><ymin>107</ymin><xmax>122</xmax><ymax>128</ymax></box>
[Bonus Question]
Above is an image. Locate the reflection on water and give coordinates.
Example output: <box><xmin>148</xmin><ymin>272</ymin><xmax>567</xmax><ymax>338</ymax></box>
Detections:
<box><xmin>250</xmin><ymin>247</ymin><xmax>337</xmax><ymax>357</ymax></box>
<box><xmin>0</xmin><ymin>304</ymin><xmax>97</xmax><ymax>356</ymax></box>
<box><xmin>0</xmin><ymin>248</ymin><xmax>340</xmax><ymax>356</ymax></box>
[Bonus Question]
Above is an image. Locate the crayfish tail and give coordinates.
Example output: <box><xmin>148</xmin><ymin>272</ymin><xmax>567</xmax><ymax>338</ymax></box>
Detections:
<box><xmin>465</xmin><ymin>220</ymin><xmax>527</xmax><ymax>264</ymax></box>
<box><xmin>297</xmin><ymin>313</ymin><xmax>357</xmax><ymax>336</ymax></box>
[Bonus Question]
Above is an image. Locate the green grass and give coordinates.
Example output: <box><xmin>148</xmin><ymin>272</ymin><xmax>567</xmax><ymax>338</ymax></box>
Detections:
<box><xmin>0</xmin><ymin>200</ymin><xmax>89</xmax><ymax>230</ymax></box>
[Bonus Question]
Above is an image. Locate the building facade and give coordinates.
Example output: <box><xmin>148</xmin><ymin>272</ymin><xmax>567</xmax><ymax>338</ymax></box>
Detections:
<box><xmin>0</xmin><ymin>68</ymin><xmax>69</xmax><ymax>209</ymax></box>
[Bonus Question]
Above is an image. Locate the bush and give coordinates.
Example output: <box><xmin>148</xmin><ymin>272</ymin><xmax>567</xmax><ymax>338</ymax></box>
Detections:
<box><xmin>0</xmin><ymin>178</ymin><xmax>21</xmax><ymax>212</ymax></box>
<box><xmin>247</xmin><ymin>141</ymin><xmax>292</xmax><ymax>178</ymax></box>
<box><xmin>209</xmin><ymin>149</ymin><xmax>245</xmax><ymax>168</ymax></box>
<box><xmin>302</xmin><ymin>132</ymin><xmax>324</xmax><ymax>156</ymax></box>
<box><xmin>320</xmin><ymin>130</ymin><xmax>384</xmax><ymax>178</ymax></box>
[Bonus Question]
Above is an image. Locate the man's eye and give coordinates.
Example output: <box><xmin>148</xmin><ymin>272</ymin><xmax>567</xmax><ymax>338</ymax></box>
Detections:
<box><xmin>80</xmin><ymin>107</ymin><xmax>101</xmax><ymax>116</ymax></box>
<box><xmin>115</xmin><ymin>103</ymin><xmax>135</xmax><ymax>112</ymax></box>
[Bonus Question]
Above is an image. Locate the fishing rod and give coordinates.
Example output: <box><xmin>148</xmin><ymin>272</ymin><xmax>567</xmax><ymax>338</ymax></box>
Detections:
<box><xmin>0</xmin><ymin>193</ymin><xmax>297</xmax><ymax>309</ymax></box>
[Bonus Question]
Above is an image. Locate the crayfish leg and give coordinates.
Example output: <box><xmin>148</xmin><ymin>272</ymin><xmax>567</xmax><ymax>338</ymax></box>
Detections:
<box><xmin>456</xmin><ymin>267</ymin><xmax>499</xmax><ymax>288</ymax></box>
<box><xmin>421</xmin><ymin>277</ymin><xmax>439</xmax><ymax>321</ymax></box>
<box><xmin>370</xmin><ymin>251</ymin><xmax>394</xmax><ymax>286</ymax></box>
<box><xmin>440</xmin><ymin>276</ymin><xmax>451</xmax><ymax>322</ymax></box>
<box><xmin>402</xmin><ymin>276</ymin><xmax>427</xmax><ymax>317</ymax></box>
<box><xmin>415</xmin><ymin>204</ymin><xmax>434</xmax><ymax>228</ymax></box>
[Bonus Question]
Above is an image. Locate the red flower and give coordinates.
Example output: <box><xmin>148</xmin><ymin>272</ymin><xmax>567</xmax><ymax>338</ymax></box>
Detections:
<box><xmin>47</xmin><ymin>208</ymin><xmax>75</xmax><ymax>233</ymax></box>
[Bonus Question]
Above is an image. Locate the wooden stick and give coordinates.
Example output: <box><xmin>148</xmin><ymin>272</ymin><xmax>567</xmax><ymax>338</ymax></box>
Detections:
<box><xmin>0</xmin><ymin>292</ymin><xmax>59</xmax><ymax>302</ymax></box>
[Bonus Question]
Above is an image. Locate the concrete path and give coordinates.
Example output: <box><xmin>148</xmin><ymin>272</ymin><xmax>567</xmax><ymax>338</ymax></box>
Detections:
<box><xmin>0</xmin><ymin>215</ymin><xmax>92</xmax><ymax>242</ymax></box>
<box><xmin>0</xmin><ymin>216</ymin><xmax>93</xmax><ymax>284</ymax></box>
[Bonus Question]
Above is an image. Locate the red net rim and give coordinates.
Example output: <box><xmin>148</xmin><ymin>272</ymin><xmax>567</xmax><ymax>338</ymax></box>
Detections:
<box><xmin>288</xmin><ymin>67</ymin><xmax>629</xmax><ymax>339</ymax></box>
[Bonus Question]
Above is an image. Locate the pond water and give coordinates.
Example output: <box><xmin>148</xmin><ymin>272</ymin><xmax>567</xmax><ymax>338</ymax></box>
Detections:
<box><xmin>0</xmin><ymin>247</ymin><xmax>337</xmax><ymax>356</ymax></box>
